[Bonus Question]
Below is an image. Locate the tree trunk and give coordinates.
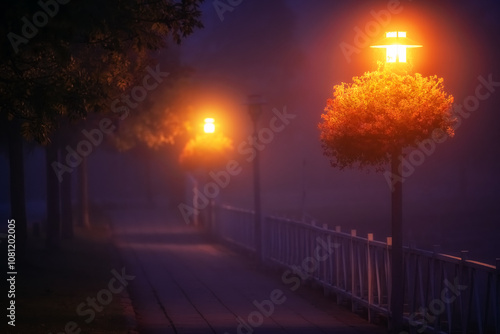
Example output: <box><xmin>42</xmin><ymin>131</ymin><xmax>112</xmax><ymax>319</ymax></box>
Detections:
<box><xmin>165</xmin><ymin>145</ymin><xmax>187</xmax><ymax>208</ymax></box>
<box><xmin>45</xmin><ymin>140</ymin><xmax>61</xmax><ymax>250</ymax></box>
<box><xmin>77</xmin><ymin>156</ymin><xmax>90</xmax><ymax>229</ymax></box>
<box><xmin>390</xmin><ymin>148</ymin><xmax>404</xmax><ymax>333</ymax></box>
<box><xmin>8</xmin><ymin>121</ymin><xmax>27</xmax><ymax>261</ymax></box>
<box><xmin>61</xmin><ymin>170</ymin><xmax>73</xmax><ymax>239</ymax></box>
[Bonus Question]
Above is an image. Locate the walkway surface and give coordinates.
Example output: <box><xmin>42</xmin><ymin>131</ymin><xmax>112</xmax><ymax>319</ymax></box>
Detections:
<box><xmin>110</xmin><ymin>208</ymin><xmax>386</xmax><ymax>334</ymax></box>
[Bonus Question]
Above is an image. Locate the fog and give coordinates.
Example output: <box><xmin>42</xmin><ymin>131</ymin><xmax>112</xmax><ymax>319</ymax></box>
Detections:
<box><xmin>175</xmin><ymin>0</ymin><xmax>500</xmax><ymax>264</ymax></box>
<box><xmin>2</xmin><ymin>0</ymin><xmax>500</xmax><ymax>264</ymax></box>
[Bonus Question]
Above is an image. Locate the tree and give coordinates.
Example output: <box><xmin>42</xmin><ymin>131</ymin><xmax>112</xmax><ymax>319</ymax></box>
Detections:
<box><xmin>0</xmin><ymin>0</ymin><xmax>203</xmax><ymax>251</ymax></box>
<box><xmin>108</xmin><ymin>60</ymin><xmax>196</xmax><ymax>207</ymax></box>
<box><xmin>318</xmin><ymin>63</ymin><xmax>454</xmax><ymax>332</ymax></box>
<box><xmin>0</xmin><ymin>0</ymin><xmax>203</xmax><ymax>141</ymax></box>
<box><xmin>109</xmin><ymin>66</ymin><xmax>193</xmax><ymax>152</ymax></box>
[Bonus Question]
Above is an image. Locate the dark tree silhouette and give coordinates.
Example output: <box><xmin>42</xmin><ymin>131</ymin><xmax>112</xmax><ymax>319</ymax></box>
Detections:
<box><xmin>0</xmin><ymin>0</ymin><xmax>203</xmax><ymax>251</ymax></box>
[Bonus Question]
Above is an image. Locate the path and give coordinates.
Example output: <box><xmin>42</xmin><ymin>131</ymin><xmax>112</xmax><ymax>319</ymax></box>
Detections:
<box><xmin>110</xmin><ymin>208</ymin><xmax>386</xmax><ymax>334</ymax></box>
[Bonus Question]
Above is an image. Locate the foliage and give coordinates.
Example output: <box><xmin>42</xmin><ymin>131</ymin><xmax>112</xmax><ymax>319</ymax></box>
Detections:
<box><xmin>0</xmin><ymin>0</ymin><xmax>203</xmax><ymax>144</ymax></box>
<box><xmin>112</xmin><ymin>110</ymin><xmax>189</xmax><ymax>151</ymax></box>
<box><xmin>319</xmin><ymin>63</ymin><xmax>455</xmax><ymax>170</ymax></box>
<box><xmin>179</xmin><ymin>133</ymin><xmax>233</xmax><ymax>171</ymax></box>
<box><xmin>109</xmin><ymin>69</ymin><xmax>193</xmax><ymax>151</ymax></box>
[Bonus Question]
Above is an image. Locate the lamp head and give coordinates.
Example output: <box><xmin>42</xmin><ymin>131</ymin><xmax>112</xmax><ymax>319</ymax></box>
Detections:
<box><xmin>370</xmin><ymin>31</ymin><xmax>422</xmax><ymax>63</ymax></box>
<box><xmin>204</xmin><ymin>118</ymin><xmax>215</xmax><ymax>133</ymax></box>
<box><xmin>245</xmin><ymin>94</ymin><xmax>266</xmax><ymax>122</ymax></box>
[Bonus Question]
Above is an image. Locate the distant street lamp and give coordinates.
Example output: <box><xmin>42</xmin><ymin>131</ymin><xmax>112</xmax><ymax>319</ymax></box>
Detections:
<box><xmin>246</xmin><ymin>94</ymin><xmax>266</xmax><ymax>263</ymax></box>
<box><xmin>203</xmin><ymin>117</ymin><xmax>215</xmax><ymax>229</ymax></box>
<box><xmin>183</xmin><ymin>116</ymin><xmax>216</xmax><ymax>227</ymax></box>
<box><xmin>179</xmin><ymin>114</ymin><xmax>234</xmax><ymax>229</ymax></box>
<box><xmin>204</xmin><ymin>118</ymin><xmax>215</xmax><ymax>133</ymax></box>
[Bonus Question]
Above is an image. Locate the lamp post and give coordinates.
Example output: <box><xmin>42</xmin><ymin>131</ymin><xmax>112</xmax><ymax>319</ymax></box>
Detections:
<box><xmin>203</xmin><ymin>117</ymin><xmax>216</xmax><ymax>230</ymax></box>
<box><xmin>191</xmin><ymin>117</ymin><xmax>216</xmax><ymax>227</ymax></box>
<box><xmin>246</xmin><ymin>94</ymin><xmax>265</xmax><ymax>263</ymax></box>
<box><xmin>371</xmin><ymin>31</ymin><xmax>422</xmax><ymax>332</ymax></box>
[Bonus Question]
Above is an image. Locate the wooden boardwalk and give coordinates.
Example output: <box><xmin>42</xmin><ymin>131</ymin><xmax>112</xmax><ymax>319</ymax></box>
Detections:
<box><xmin>111</xmin><ymin>209</ymin><xmax>386</xmax><ymax>334</ymax></box>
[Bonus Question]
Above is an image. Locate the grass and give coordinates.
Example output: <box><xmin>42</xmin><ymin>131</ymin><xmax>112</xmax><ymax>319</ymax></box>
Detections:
<box><xmin>10</xmin><ymin>226</ymin><xmax>131</xmax><ymax>334</ymax></box>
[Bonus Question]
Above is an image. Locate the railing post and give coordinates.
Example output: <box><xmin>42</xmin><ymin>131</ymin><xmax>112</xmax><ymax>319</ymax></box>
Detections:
<box><xmin>335</xmin><ymin>225</ymin><xmax>342</xmax><ymax>304</ymax></box>
<box><xmin>459</xmin><ymin>250</ymin><xmax>469</xmax><ymax>331</ymax></box>
<box><xmin>461</xmin><ymin>250</ymin><xmax>469</xmax><ymax>262</ymax></box>
<box><xmin>367</xmin><ymin>233</ymin><xmax>373</xmax><ymax>323</ymax></box>
<box><xmin>496</xmin><ymin>258</ymin><xmax>500</xmax><ymax>334</ymax></box>
<box><xmin>351</xmin><ymin>229</ymin><xmax>357</xmax><ymax>312</ymax></box>
<box><xmin>386</xmin><ymin>236</ymin><xmax>392</xmax><ymax>310</ymax></box>
<box><xmin>431</xmin><ymin>245</ymin><xmax>441</xmax><ymax>314</ymax></box>
<box><xmin>322</xmin><ymin>223</ymin><xmax>329</xmax><ymax>296</ymax></box>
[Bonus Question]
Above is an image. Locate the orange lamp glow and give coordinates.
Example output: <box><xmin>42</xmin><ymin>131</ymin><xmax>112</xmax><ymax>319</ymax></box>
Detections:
<box><xmin>370</xmin><ymin>31</ymin><xmax>422</xmax><ymax>63</ymax></box>
<box><xmin>204</xmin><ymin>118</ymin><xmax>215</xmax><ymax>133</ymax></box>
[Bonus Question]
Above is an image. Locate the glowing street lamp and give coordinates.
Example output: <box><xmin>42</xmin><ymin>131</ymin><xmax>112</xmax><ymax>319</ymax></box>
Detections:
<box><xmin>204</xmin><ymin>118</ymin><xmax>215</xmax><ymax>133</ymax></box>
<box><xmin>371</xmin><ymin>31</ymin><xmax>421</xmax><ymax>332</ymax></box>
<box><xmin>370</xmin><ymin>31</ymin><xmax>422</xmax><ymax>63</ymax></box>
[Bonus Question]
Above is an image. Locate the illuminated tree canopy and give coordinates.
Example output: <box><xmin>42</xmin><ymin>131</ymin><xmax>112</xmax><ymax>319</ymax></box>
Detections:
<box><xmin>319</xmin><ymin>64</ymin><xmax>455</xmax><ymax>170</ymax></box>
<box><xmin>179</xmin><ymin>133</ymin><xmax>233</xmax><ymax>171</ymax></box>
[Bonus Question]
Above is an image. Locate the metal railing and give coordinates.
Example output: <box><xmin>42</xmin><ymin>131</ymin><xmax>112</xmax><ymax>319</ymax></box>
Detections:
<box><xmin>213</xmin><ymin>205</ymin><xmax>255</xmax><ymax>252</ymax></box>
<box><xmin>212</xmin><ymin>205</ymin><xmax>500</xmax><ymax>334</ymax></box>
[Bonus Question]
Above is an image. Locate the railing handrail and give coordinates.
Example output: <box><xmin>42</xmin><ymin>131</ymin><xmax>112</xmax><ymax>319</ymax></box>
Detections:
<box><xmin>267</xmin><ymin>214</ymin><xmax>497</xmax><ymax>273</ymax></box>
